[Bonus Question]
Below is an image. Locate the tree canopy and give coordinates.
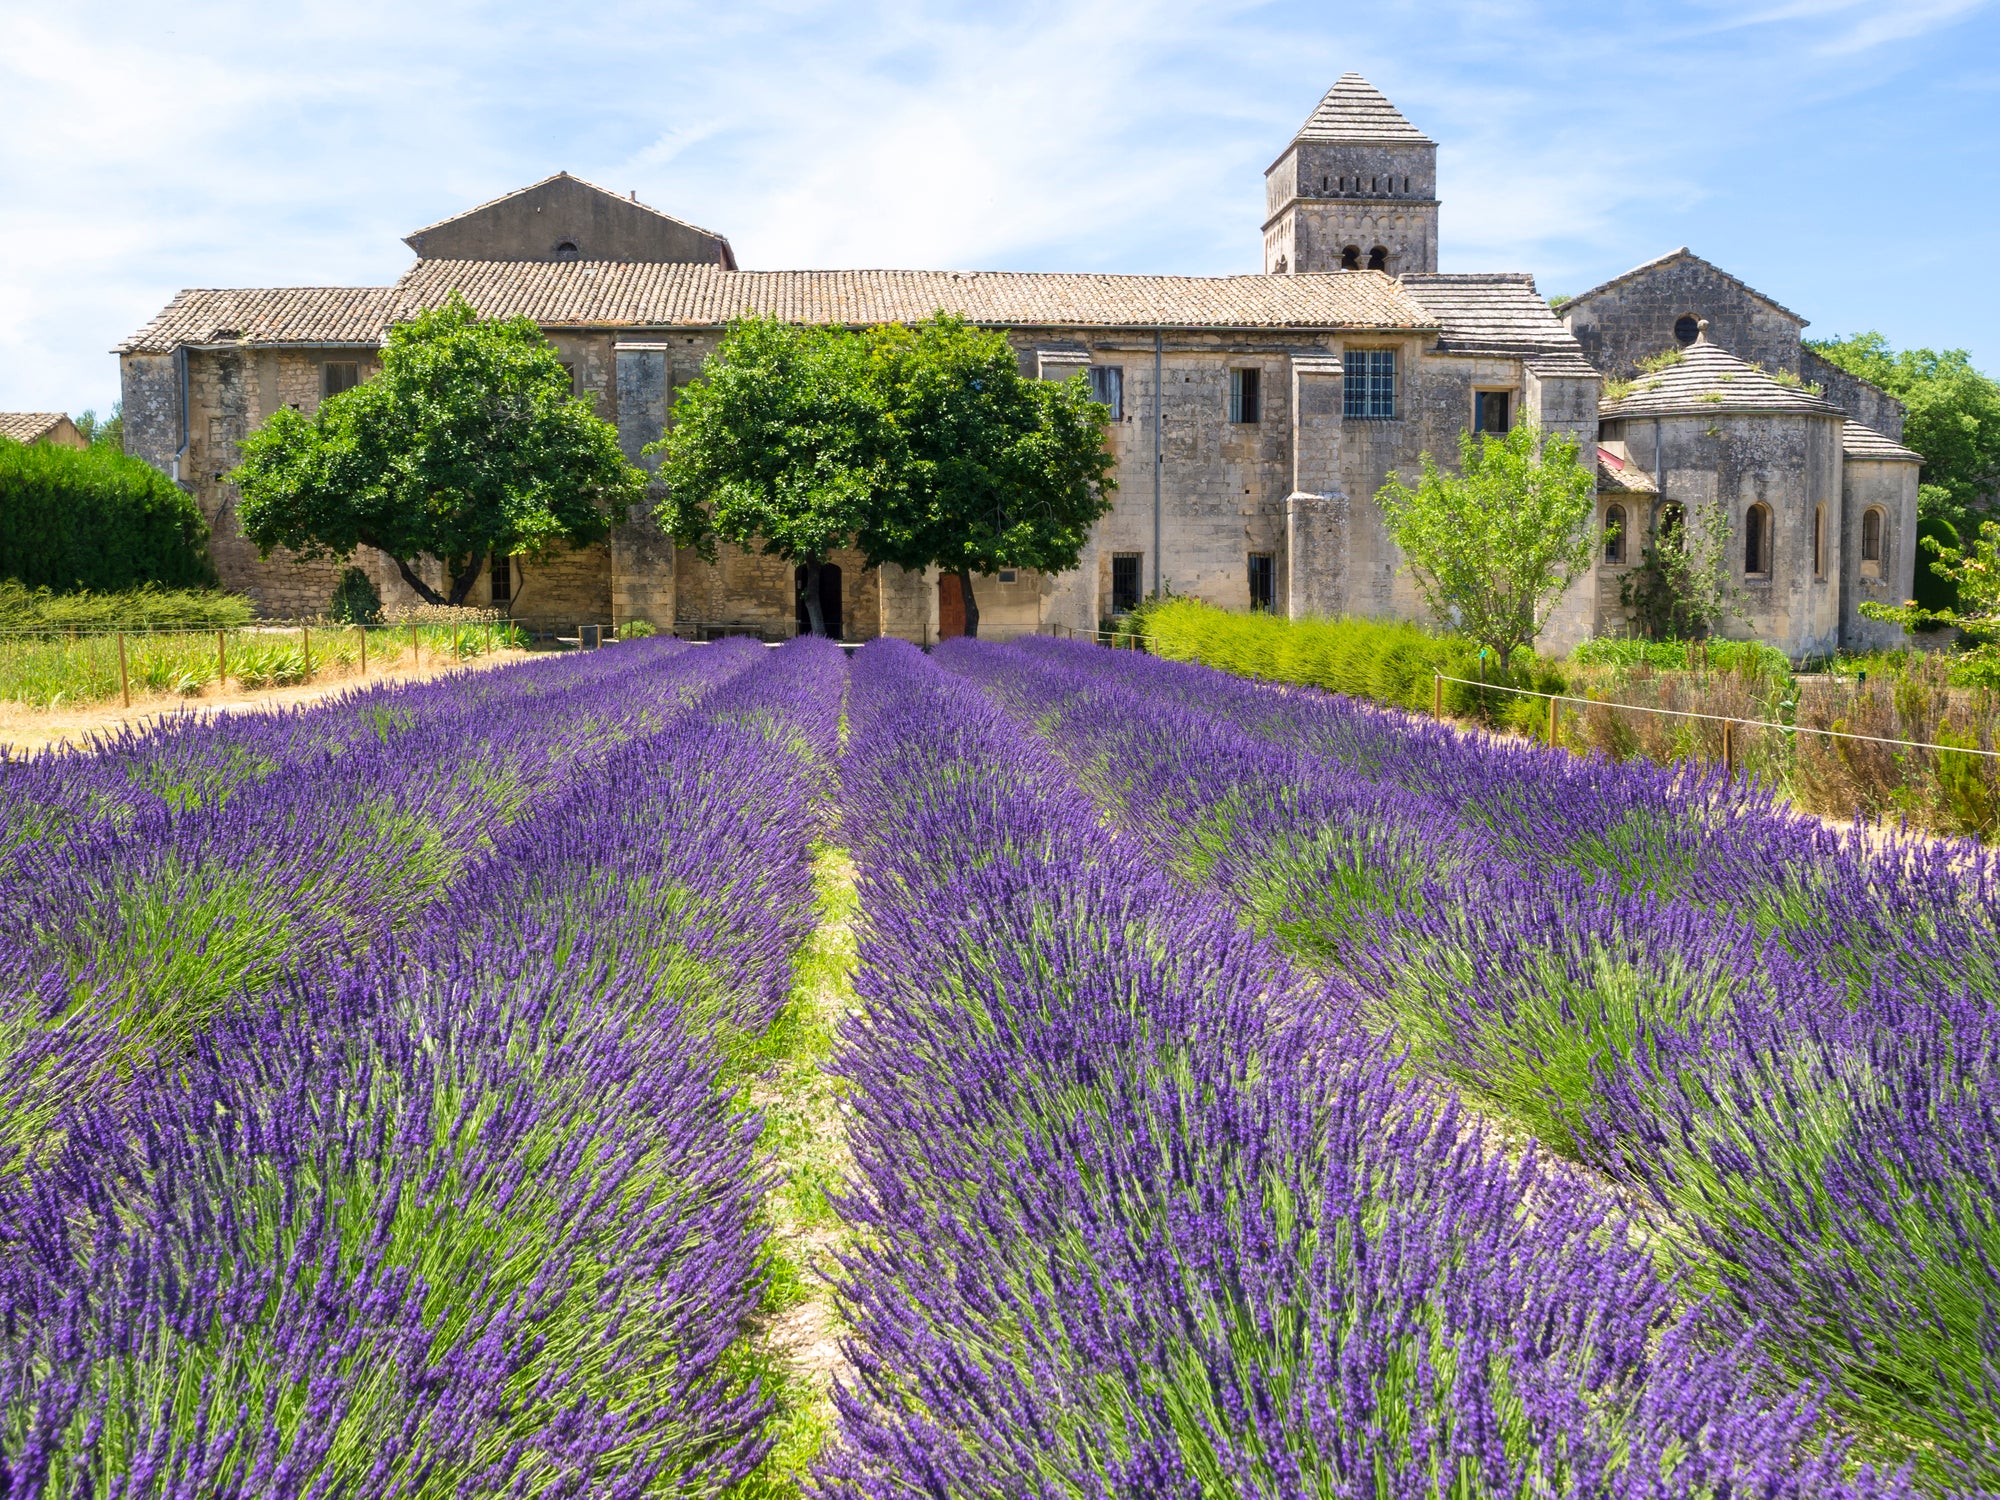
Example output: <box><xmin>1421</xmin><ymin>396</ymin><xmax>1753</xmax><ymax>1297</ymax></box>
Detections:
<box><xmin>649</xmin><ymin>316</ymin><xmax>891</xmax><ymax>636</ymax></box>
<box><xmin>1376</xmin><ymin>423</ymin><xmax>1597</xmax><ymax>667</ymax></box>
<box><xmin>232</xmin><ymin>294</ymin><xmax>643</xmax><ymax>606</ymax></box>
<box><xmin>860</xmin><ymin>314</ymin><xmax>1115</xmax><ymax>637</ymax></box>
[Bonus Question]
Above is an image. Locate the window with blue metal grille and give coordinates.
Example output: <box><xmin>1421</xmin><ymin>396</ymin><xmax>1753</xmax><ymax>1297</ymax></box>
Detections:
<box><xmin>1343</xmin><ymin>349</ymin><xmax>1397</xmax><ymax>420</ymax></box>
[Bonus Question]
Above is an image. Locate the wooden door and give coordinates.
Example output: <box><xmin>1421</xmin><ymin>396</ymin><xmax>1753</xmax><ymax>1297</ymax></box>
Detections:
<box><xmin>937</xmin><ymin>574</ymin><xmax>965</xmax><ymax>639</ymax></box>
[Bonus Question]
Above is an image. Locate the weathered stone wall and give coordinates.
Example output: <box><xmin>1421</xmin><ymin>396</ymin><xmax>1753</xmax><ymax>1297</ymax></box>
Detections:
<box><xmin>120</xmin><ymin>352</ymin><xmax>181</xmax><ymax>474</ymax></box>
<box><xmin>1562</xmin><ymin>257</ymin><xmax>1805</xmax><ymax>379</ymax></box>
<box><xmin>1801</xmin><ymin>350</ymin><xmax>1907</xmax><ymax>441</ymax></box>
<box><xmin>1840</xmin><ymin>457</ymin><xmax>1919</xmax><ymax>651</ymax></box>
<box><xmin>1599</xmin><ymin>410</ymin><xmax>1846</xmax><ymax>658</ymax></box>
<box><xmin>1263</xmin><ymin>141</ymin><xmax>1439</xmax><ymax>275</ymax></box>
<box><xmin>672</xmin><ymin>543</ymin><xmax>882</xmax><ymax>641</ymax></box>
<box><xmin>404</xmin><ymin>175</ymin><xmax>730</xmax><ymax>265</ymax></box>
<box><xmin>512</xmin><ymin>543</ymin><xmax>613</xmax><ymax>630</ymax></box>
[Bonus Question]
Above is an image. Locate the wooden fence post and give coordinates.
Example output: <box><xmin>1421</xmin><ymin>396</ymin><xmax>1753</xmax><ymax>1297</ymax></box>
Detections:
<box><xmin>1722</xmin><ymin>719</ymin><xmax>1736</xmax><ymax>781</ymax></box>
<box><xmin>302</xmin><ymin>623</ymin><xmax>311</xmax><ymax>680</ymax></box>
<box><xmin>358</xmin><ymin>625</ymin><xmax>367</xmax><ymax>676</ymax></box>
<box><xmin>217</xmin><ymin>630</ymin><xmax>227</xmax><ymax>688</ymax></box>
<box><xmin>1547</xmin><ymin>693</ymin><xmax>1558</xmax><ymax>748</ymax></box>
<box><xmin>117</xmin><ymin>632</ymin><xmax>130</xmax><ymax>708</ymax></box>
<box><xmin>1432</xmin><ymin>674</ymin><xmax>1443</xmax><ymax>720</ymax></box>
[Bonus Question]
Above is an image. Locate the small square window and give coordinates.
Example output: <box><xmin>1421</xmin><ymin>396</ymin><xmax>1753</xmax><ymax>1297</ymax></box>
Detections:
<box><xmin>1088</xmin><ymin>366</ymin><xmax>1123</xmax><ymax>419</ymax></box>
<box><xmin>322</xmin><ymin>362</ymin><xmax>360</xmax><ymax>397</ymax></box>
<box><xmin>997</xmin><ymin>568</ymin><xmax>1018</xmax><ymax>584</ymax></box>
<box><xmin>1474</xmin><ymin>390</ymin><xmax>1511</xmax><ymax>435</ymax></box>
<box><xmin>1247</xmin><ymin>552</ymin><xmax>1275</xmax><ymax>611</ymax></box>
<box><xmin>1111</xmin><ymin>553</ymin><xmax>1144</xmax><ymax>614</ymax></box>
<box><xmin>1230</xmin><ymin>368</ymin><xmax>1261</xmax><ymax>424</ymax></box>
<box><xmin>1343</xmin><ymin>350</ymin><xmax>1396</xmax><ymax>420</ymax></box>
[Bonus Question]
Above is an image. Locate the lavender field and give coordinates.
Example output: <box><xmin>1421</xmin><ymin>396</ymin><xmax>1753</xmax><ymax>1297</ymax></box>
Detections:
<box><xmin>2</xmin><ymin>633</ymin><xmax>1996</xmax><ymax>1496</ymax></box>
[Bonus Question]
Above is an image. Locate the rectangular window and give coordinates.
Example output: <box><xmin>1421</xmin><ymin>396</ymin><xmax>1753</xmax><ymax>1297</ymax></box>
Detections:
<box><xmin>1088</xmin><ymin>365</ymin><xmax>1123</xmax><ymax>419</ymax></box>
<box><xmin>322</xmin><ymin>362</ymin><xmax>360</xmax><ymax>397</ymax></box>
<box><xmin>1473</xmin><ymin>390</ymin><xmax>1511</xmax><ymax>434</ymax></box>
<box><xmin>997</xmin><ymin>568</ymin><xmax>1018</xmax><ymax>584</ymax></box>
<box><xmin>1343</xmin><ymin>349</ymin><xmax>1397</xmax><ymax>420</ymax></box>
<box><xmin>1111</xmin><ymin>553</ymin><xmax>1144</xmax><ymax>614</ymax></box>
<box><xmin>1247</xmin><ymin>552</ymin><xmax>1275</xmax><ymax>612</ymax></box>
<box><xmin>491</xmin><ymin>554</ymin><xmax>513</xmax><ymax>607</ymax></box>
<box><xmin>1229</xmin><ymin>367</ymin><xmax>1261</xmax><ymax>424</ymax></box>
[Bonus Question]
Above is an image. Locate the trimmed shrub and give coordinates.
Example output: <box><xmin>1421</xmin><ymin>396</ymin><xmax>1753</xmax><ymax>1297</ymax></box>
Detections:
<box><xmin>618</xmin><ymin>620</ymin><xmax>661</xmax><ymax>639</ymax></box>
<box><xmin>1140</xmin><ymin>599</ymin><xmax>1563</xmax><ymax>726</ymax></box>
<box><xmin>0</xmin><ymin>438</ymin><xmax>214</xmax><ymax>591</ymax></box>
<box><xmin>328</xmin><ymin>567</ymin><xmax>383</xmax><ymax>625</ymax></box>
<box><xmin>0</xmin><ymin>579</ymin><xmax>251</xmax><ymax>632</ymax></box>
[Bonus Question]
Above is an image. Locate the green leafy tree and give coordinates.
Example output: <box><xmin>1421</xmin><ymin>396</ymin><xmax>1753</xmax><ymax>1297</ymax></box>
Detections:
<box><xmin>860</xmin><ymin>313</ymin><xmax>1115</xmax><ymax>637</ymax></box>
<box><xmin>1376</xmin><ymin>423</ymin><xmax>1597</xmax><ymax>667</ymax></box>
<box><xmin>1862</xmin><ymin>518</ymin><xmax>2000</xmax><ymax>666</ymax></box>
<box><xmin>74</xmin><ymin>405</ymin><xmax>123</xmax><ymax>452</ymax></box>
<box><xmin>231</xmin><ymin>294</ymin><xmax>642</xmax><ymax>606</ymax></box>
<box><xmin>1618</xmin><ymin>503</ymin><xmax>1742</xmax><ymax>641</ymax></box>
<box><xmin>650</xmin><ymin>316</ymin><xmax>891</xmax><ymax>637</ymax></box>
<box><xmin>1809</xmin><ymin>333</ymin><xmax>2000</xmax><ymax>617</ymax></box>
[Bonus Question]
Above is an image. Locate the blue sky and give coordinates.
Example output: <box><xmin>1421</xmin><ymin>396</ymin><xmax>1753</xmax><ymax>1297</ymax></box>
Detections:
<box><xmin>3</xmin><ymin>0</ymin><xmax>1996</xmax><ymax>420</ymax></box>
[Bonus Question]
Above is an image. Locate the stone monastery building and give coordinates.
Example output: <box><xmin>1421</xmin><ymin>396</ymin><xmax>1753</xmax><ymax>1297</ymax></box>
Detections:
<box><xmin>119</xmin><ymin>75</ymin><xmax>1919</xmax><ymax>655</ymax></box>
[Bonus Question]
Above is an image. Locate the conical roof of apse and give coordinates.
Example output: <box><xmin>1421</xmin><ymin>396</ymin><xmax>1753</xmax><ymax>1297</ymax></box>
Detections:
<box><xmin>1292</xmin><ymin>73</ymin><xmax>1433</xmax><ymax>144</ymax></box>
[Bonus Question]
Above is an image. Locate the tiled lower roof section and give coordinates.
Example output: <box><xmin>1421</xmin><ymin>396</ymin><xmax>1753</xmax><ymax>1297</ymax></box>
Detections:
<box><xmin>389</xmin><ymin>260</ymin><xmax>1438</xmax><ymax>331</ymax></box>
<box><xmin>0</xmin><ymin>412</ymin><xmax>69</xmax><ymax>443</ymax></box>
<box><xmin>1396</xmin><ymin>274</ymin><xmax>1591</xmax><ymax>360</ymax></box>
<box><xmin>1596</xmin><ymin>446</ymin><xmax>1658</xmax><ymax>494</ymax></box>
<box><xmin>117</xmin><ymin>287</ymin><xmax>400</xmax><ymax>353</ymax></box>
<box><xmin>1843</xmin><ymin>420</ymin><xmax>1922</xmax><ymax>463</ymax></box>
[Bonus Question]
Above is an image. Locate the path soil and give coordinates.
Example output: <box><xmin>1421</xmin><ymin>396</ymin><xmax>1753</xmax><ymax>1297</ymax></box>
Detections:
<box><xmin>0</xmin><ymin>650</ymin><xmax>536</xmax><ymax>755</ymax></box>
<box><xmin>739</xmin><ymin>845</ymin><xmax>859</xmax><ymax>1491</ymax></box>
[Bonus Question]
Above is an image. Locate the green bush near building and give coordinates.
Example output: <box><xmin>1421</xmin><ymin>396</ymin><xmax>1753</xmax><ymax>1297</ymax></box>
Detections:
<box><xmin>0</xmin><ymin>438</ymin><xmax>215</xmax><ymax>593</ymax></box>
<box><xmin>0</xmin><ymin>580</ymin><xmax>252</xmax><ymax>633</ymax></box>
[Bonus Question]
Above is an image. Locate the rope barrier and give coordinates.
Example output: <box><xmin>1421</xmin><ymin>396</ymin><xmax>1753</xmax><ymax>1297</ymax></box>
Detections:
<box><xmin>1430</xmin><ymin>672</ymin><xmax>2000</xmax><ymax>762</ymax></box>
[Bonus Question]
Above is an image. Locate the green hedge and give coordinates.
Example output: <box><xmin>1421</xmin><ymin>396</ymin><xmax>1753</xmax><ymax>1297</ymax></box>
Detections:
<box><xmin>1138</xmin><ymin>599</ymin><xmax>1564</xmax><ymax>729</ymax></box>
<box><xmin>0</xmin><ymin>438</ymin><xmax>215</xmax><ymax>592</ymax></box>
<box><xmin>0</xmin><ymin>580</ymin><xmax>252</xmax><ymax>632</ymax></box>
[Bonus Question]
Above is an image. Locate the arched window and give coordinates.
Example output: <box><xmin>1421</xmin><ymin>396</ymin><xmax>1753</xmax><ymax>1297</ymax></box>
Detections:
<box><xmin>1340</xmin><ymin>245</ymin><xmax>1363</xmax><ymax>270</ymax></box>
<box><xmin>1861</xmin><ymin>507</ymin><xmax>1885</xmax><ymax>576</ymax></box>
<box><xmin>1367</xmin><ymin>246</ymin><xmax>1389</xmax><ymax>271</ymax></box>
<box><xmin>1604</xmin><ymin>505</ymin><xmax>1627</xmax><ymax>564</ymax></box>
<box><xmin>1744</xmin><ymin>503</ymin><xmax>1773</xmax><ymax>577</ymax></box>
<box><xmin>1674</xmin><ymin>314</ymin><xmax>1701</xmax><ymax>346</ymax></box>
<box><xmin>1274</xmin><ymin>254</ymin><xmax>1289</xmax><ymax>274</ymax></box>
<box><xmin>1659</xmin><ymin>502</ymin><xmax>1686</xmax><ymax>549</ymax></box>
<box><xmin>553</xmin><ymin>241</ymin><xmax>580</xmax><ymax>261</ymax></box>
<box><xmin>1813</xmin><ymin>504</ymin><xmax>1826</xmax><ymax>577</ymax></box>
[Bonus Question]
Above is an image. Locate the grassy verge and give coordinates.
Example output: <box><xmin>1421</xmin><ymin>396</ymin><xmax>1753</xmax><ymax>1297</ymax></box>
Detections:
<box><xmin>726</xmin><ymin>844</ymin><xmax>859</xmax><ymax>1496</ymax></box>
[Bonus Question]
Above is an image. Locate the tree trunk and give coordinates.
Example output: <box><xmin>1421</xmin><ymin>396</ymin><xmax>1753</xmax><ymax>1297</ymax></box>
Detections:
<box><xmin>802</xmin><ymin>557</ymin><xmax>827</xmax><ymax>638</ymax></box>
<box><xmin>956</xmin><ymin>569</ymin><xmax>980</xmax><ymax>640</ymax></box>
<box><xmin>446</xmin><ymin>546</ymin><xmax>489</xmax><ymax>607</ymax></box>
<box><xmin>391</xmin><ymin>555</ymin><xmax>445</xmax><ymax>607</ymax></box>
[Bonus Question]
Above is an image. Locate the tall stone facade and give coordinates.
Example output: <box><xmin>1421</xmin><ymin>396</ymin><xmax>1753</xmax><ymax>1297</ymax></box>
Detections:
<box><xmin>117</xmin><ymin>76</ymin><xmax>1918</xmax><ymax>658</ymax></box>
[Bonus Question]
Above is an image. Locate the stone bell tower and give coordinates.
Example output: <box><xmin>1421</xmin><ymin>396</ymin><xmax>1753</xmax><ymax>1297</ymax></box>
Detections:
<box><xmin>1263</xmin><ymin>74</ymin><xmax>1439</xmax><ymax>277</ymax></box>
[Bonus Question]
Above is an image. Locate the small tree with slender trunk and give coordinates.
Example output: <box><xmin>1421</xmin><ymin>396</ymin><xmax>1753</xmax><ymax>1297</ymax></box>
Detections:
<box><xmin>649</xmin><ymin>317</ymin><xmax>889</xmax><ymax>638</ymax></box>
<box><xmin>232</xmin><ymin>294</ymin><xmax>640</xmax><ymax>605</ymax></box>
<box><xmin>1376</xmin><ymin>423</ymin><xmax>1597</xmax><ymax>667</ymax></box>
<box><xmin>860</xmin><ymin>313</ymin><xmax>1115</xmax><ymax>638</ymax></box>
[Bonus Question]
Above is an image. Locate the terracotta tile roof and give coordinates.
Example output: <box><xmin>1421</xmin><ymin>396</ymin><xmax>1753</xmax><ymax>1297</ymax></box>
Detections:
<box><xmin>1562</xmin><ymin>247</ymin><xmax>1807</xmax><ymax>327</ymax></box>
<box><xmin>116</xmin><ymin>287</ymin><xmax>399</xmax><ymax>353</ymax></box>
<box><xmin>1396</xmin><ymin>273</ymin><xmax>1591</xmax><ymax>361</ymax></box>
<box><xmin>0</xmin><ymin>412</ymin><xmax>71</xmax><ymax>444</ymax></box>
<box><xmin>1600</xmin><ymin>336</ymin><xmax>1843</xmax><ymax>420</ymax></box>
<box><xmin>1596</xmin><ymin>444</ymin><xmax>1658</xmax><ymax>494</ymax></box>
<box><xmin>1843</xmin><ymin>419</ymin><xmax>1922</xmax><ymax>463</ymax></box>
<box><xmin>390</xmin><ymin>260</ymin><xmax>1439</xmax><ymax>332</ymax></box>
<box><xmin>1292</xmin><ymin>74</ymin><xmax>1432</xmax><ymax>144</ymax></box>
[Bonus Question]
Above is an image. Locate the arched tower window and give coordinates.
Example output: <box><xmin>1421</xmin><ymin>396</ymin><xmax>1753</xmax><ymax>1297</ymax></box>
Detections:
<box><xmin>1861</xmin><ymin>507</ymin><xmax>1885</xmax><ymax>576</ymax></box>
<box><xmin>1367</xmin><ymin>246</ymin><xmax>1389</xmax><ymax>271</ymax></box>
<box><xmin>1604</xmin><ymin>505</ymin><xmax>1627</xmax><ymax>564</ymax></box>
<box><xmin>1341</xmin><ymin>245</ymin><xmax>1362</xmax><ymax>270</ymax></box>
<box><xmin>1744</xmin><ymin>503</ymin><xmax>1773</xmax><ymax>578</ymax></box>
<box><xmin>1675</xmin><ymin>314</ymin><xmax>1701</xmax><ymax>346</ymax></box>
<box><xmin>1813</xmin><ymin>504</ymin><xmax>1826</xmax><ymax>578</ymax></box>
<box><xmin>553</xmin><ymin>241</ymin><xmax>580</xmax><ymax>261</ymax></box>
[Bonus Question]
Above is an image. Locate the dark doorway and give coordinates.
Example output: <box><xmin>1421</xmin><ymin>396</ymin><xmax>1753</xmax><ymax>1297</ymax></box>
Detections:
<box><xmin>937</xmin><ymin>574</ymin><xmax>965</xmax><ymax>639</ymax></box>
<box><xmin>795</xmin><ymin>562</ymin><xmax>843</xmax><ymax>638</ymax></box>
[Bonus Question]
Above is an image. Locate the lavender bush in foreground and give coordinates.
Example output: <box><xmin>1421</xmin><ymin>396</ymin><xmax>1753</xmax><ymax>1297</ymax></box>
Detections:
<box><xmin>821</xmin><ymin>638</ymin><xmax>1892</xmax><ymax>1498</ymax></box>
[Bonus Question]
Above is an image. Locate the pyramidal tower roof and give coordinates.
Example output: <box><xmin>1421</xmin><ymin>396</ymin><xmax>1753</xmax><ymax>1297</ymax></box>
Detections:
<box><xmin>1294</xmin><ymin>73</ymin><xmax>1433</xmax><ymax>145</ymax></box>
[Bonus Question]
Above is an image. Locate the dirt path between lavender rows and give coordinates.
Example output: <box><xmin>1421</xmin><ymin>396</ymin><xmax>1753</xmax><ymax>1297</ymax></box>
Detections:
<box><xmin>0</xmin><ymin>649</ymin><xmax>537</xmax><ymax>756</ymax></box>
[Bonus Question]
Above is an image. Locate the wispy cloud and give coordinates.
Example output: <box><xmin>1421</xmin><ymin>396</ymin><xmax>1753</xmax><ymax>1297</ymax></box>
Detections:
<box><xmin>1</xmin><ymin>0</ymin><xmax>1994</xmax><ymax>418</ymax></box>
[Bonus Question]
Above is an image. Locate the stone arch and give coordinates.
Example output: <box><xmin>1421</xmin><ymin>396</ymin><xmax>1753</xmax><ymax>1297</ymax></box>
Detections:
<box><xmin>1340</xmin><ymin>245</ymin><xmax>1362</xmax><ymax>270</ymax></box>
<box><xmin>1367</xmin><ymin>246</ymin><xmax>1389</xmax><ymax>271</ymax></box>
<box><xmin>1744</xmin><ymin>502</ymin><xmax>1773</xmax><ymax>578</ymax></box>
<box><xmin>1861</xmin><ymin>506</ymin><xmax>1886</xmax><ymax>575</ymax></box>
<box><xmin>1604</xmin><ymin>504</ymin><xmax>1627</xmax><ymax>564</ymax></box>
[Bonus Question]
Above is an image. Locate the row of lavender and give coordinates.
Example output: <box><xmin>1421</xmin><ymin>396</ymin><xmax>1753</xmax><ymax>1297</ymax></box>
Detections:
<box><xmin>0</xmin><ymin>637</ymin><xmax>845</xmax><ymax>1494</ymax></box>
<box><xmin>944</xmin><ymin>635</ymin><xmax>2000</xmax><ymax>1493</ymax></box>
<box><xmin>822</xmin><ymin>637</ymin><xmax>1896</xmax><ymax>1497</ymax></box>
